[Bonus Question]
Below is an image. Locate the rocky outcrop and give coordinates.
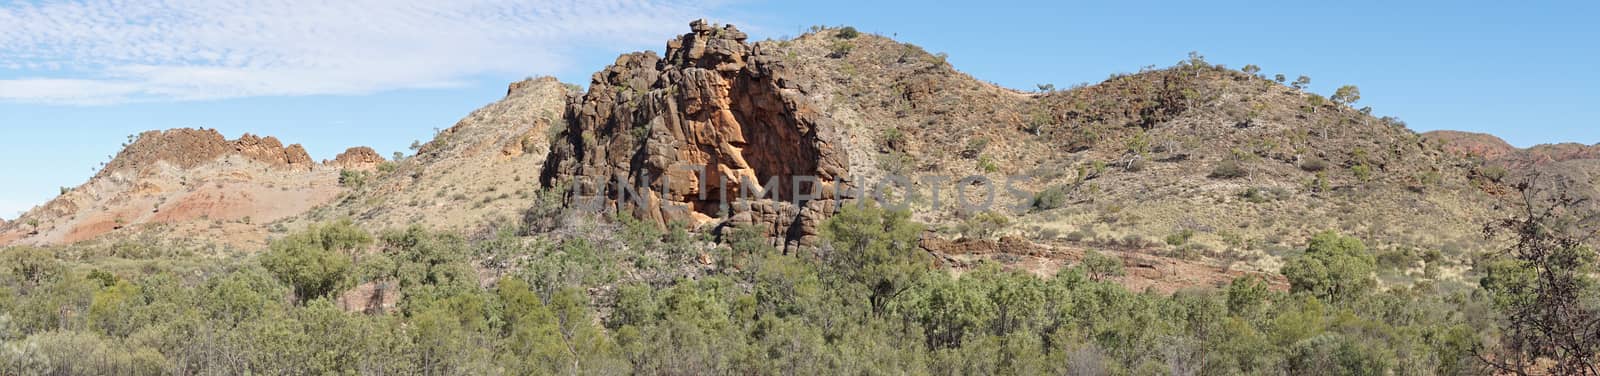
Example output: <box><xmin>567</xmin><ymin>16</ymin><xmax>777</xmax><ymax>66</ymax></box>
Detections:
<box><xmin>104</xmin><ymin>128</ymin><xmax>314</xmax><ymax>177</ymax></box>
<box><xmin>1423</xmin><ymin>131</ymin><xmax>1517</xmax><ymax>161</ymax></box>
<box><xmin>1425</xmin><ymin>130</ymin><xmax>1600</xmax><ymax>166</ymax></box>
<box><xmin>328</xmin><ymin>147</ymin><xmax>386</xmax><ymax>170</ymax></box>
<box><xmin>541</xmin><ymin>20</ymin><xmax>851</xmax><ymax>250</ymax></box>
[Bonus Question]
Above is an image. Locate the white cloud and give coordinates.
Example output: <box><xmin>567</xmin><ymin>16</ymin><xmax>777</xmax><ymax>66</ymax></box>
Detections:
<box><xmin>0</xmin><ymin>0</ymin><xmax>724</xmax><ymax>104</ymax></box>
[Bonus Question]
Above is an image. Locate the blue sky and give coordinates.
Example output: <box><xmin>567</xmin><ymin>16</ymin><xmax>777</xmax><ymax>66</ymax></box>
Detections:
<box><xmin>1</xmin><ymin>0</ymin><xmax>1597</xmax><ymax>220</ymax></box>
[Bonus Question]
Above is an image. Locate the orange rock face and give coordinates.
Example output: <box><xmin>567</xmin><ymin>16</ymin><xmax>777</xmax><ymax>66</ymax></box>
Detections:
<box><xmin>328</xmin><ymin>146</ymin><xmax>386</xmax><ymax>170</ymax></box>
<box><xmin>542</xmin><ymin>20</ymin><xmax>851</xmax><ymax>250</ymax></box>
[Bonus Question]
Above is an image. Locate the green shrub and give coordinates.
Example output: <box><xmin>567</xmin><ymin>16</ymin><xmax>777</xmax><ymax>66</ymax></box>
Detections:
<box><xmin>338</xmin><ymin>169</ymin><xmax>369</xmax><ymax>189</ymax></box>
<box><xmin>1210</xmin><ymin>160</ymin><xmax>1249</xmax><ymax>179</ymax></box>
<box><xmin>836</xmin><ymin>26</ymin><xmax>860</xmax><ymax>39</ymax></box>
<box><xmin>259</xmin><ymin>220</ymin><xmax>369</xmax><ymax>301</ymax></box>
<box><xmin>976</xmin><ymin>156</ymin><xmax>999</xmax><ymax>173</ymax></box>
<box><xmin>1165</xmin><ymin>229</ymin><xmax>1196</xmax><ymax>246</ymax></box>
<box><xmin>820</xmin><ymin>201</ymin><xmax>925</xmax><ymax>315</ymax></box>
<box><xmin>957</xmin><ymin>211</ymin><xmax>1010</xmax><ymax>240</ymax></box>
<box><xmin>1032</xmin><ymin>186</ymin><xmax>1069</xmax><ymax>211</ymax></box>
<box><xmin>1299</xmin><ymin>158</ymin><xmax>1329</xmax><ymax>172</ymax></box>
<box><xmin>1478</xmin><ymin>165</ymin><xmax>1509</xmax><ymax>182</ymax></box>
<box><xmin>1080</xmin><ymin>250</ymin><xmax>1125</xmax><ymax>281</ymax></box>
<box><xmin>1281</xmin><ymin>231</ymin><xmax>1376</xmax><ymax>303</ymax></box>
<box><xmin>829</xmin><ymin>41</ymin><xmax>855</xmax><ymax>57</ymax></box>
<box><xmin>376</xmin><ymin>162</ymin><xmax>398</xmax><ymax>174</ymax></box>
<box><xmin>1351</xmin><ymin>164</ymin><xmax>1373</xmax><ymax>182</ymax></box>
<box><xmin>1240</xmin><ymin>187</ymin><xmax>1288</xmax><ymax>203</ymax></box>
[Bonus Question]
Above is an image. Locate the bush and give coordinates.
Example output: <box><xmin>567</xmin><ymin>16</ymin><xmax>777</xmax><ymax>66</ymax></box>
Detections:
<box><xmin>1080</xmin><ymin>250</ymin><xmax>1125</xmax><ymax>281</ymax></box>
<box><xmin>1478</xmin><ymin>165</ymin><xmax>1509</xmax><ymax>182</ymax></box>
<box><xmin>829</xmin><ymin>41</ymin><xmax>855</xmax><ymax>58</ymax></box>
<box><xmin>376</xmin><ymin>162</ymin><xmax>398</xmax><ymax>174</ymax></box>
<box><xmin>1299</xmin><ymin>158</ymin><xmax>1329</xmax><ymax>172</ymax></box>
<box><xmin>836</xmin><ymin>26</ymin><xmax>859</xmax><ymax>39</ymax></box>
<box><xmin>1240</xmin><ymin>187</ymin><xmax>1288</xmax><ymax>203</ymax></box>
<box><xmin>1351</xmin><ymin>164</ymin><xmax>1373</xmax><ymax>182</ymax></box>
<box><xmin>1209</xmin><ymin>160</ymin><xmax>1249</xmax><ymax>179</ymax></box>
<box><xmin>1032</xmin><ymin>186</ymin><xmax>1069</xmax><ymax>211</ymax></box>
<box><xmin>1281</xmin><ymin>231</ymin><xmax>1376</xmax><ymax>303</ymax></box>
<box><xmin>260</xmin><ymin>220</ymin><xmax>370</xmax><ymax>301</ymax></box>
<box><xmin>1165</xmin><ymin>229</ymin><xmax>1196</xmax><ymax>246</ymax></box>
<box><xmin>976</xmin><ymin>156</ymin><xmax>999</xmax><ymax>173</ymax></box>
<box><xmin>820</xmin><ymin>202</ymin><xmax>926</xmax><ymax>315</ymax></box>
<box><xmin>957</xmin><ymin>211</ymin><xmax>1010</xmax><ymax>240</ymax></box>
<box><xmin>338</xmin><ymin>169</ymin><xmax>369</xmax><ymax>189</ymax></box>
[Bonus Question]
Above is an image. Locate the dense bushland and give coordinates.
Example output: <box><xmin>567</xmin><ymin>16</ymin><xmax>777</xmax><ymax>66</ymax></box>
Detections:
<box><xmin>0</xmin><ymin>198</ymin><xmax>1582</xmax><ymax>375</ymax></box>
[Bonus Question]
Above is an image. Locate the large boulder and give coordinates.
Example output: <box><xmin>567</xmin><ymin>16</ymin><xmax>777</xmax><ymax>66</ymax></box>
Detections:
<box><xmin>542</xmin><ymin>20</ymin><xmax>852</xmax><ymax>250</ymax></box>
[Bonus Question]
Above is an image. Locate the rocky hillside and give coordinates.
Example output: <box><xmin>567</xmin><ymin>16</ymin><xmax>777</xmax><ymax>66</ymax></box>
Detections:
<box><xmin>0</xmin><ymin>129</ymin><xmax>370</xmax><ymax>248</ymax></box>
<box><xmin>1426</xmin><ymin>130</ymin><xmax>1600</xmax><ymax>167</ymax></box>
<box><xmin>291</xmin><ymin>76</ymin><xmax>569</xmax><ymax>234</ymax></box>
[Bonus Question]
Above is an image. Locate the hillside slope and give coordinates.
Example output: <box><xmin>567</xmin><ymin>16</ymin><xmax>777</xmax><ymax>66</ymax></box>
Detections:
<box><xmin>292</xmin><ymin>77</ymin><xmax>570</xmax><ymax>234</ymax></box>
<box><xmin>0</xmin><ymin>129</ymin><xmax>357</xmax><ymax>248</ymax></box>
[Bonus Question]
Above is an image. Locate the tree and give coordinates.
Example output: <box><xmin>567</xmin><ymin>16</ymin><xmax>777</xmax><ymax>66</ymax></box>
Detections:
<box><xmin>1305</xmin><ymin>94</ymin><xmax>1328</xmax><ymax>114</ymax></box>
<box><xmin>1275</xmin><ymin>74</ymin><xmax>1287</xmax><ymax>84</ymax></box>
<box><xmin>904</xmin><ymin>272</ymin><xmax>993</xmax><ymax>349</ymax></box>
<box><xmin>1036</xmin><ymin>83</ymin><xmax>1055</xmax><ymax>93</ymax></box>
<box><xmin>1292</xmin><ymin>75</ymin><xmax>1311</xmax><ymax>90</ymax></box>
<box><xmin>1080</xmin><ymin>250</ymin><xmax>1125</xmax><ymax>281</ymax></box>
<box><xmin>1477</xmin><ymin>179</ymin><xmax>1600</xmax><ymax>375</ymax></box>
<box><xmin>1242</xmin><ymin>64</ymin><xmax>1262</xmax><ymax>76</ymax></box>
<box><xmin>1281</xmin><ymin>231</ymin><xmax>1375</xmax><ymax>303</ymax></box>
<box><xmin>1331</xmin><ymin>85</ymin><xmax>1361</xmax><ymax>105</ymax></box>
<box><xmin>1184</xmin><ymin>51</ymin><xmax>1208</xmax><ymax>68</ymax></box>
<box><xmin>1225</xmin><ymin>276</ymin><xmax>1270</xmax><ymax>316</ymax></box>
<box><xmin>260</xmin><ymin>220</ymin><xmax>370</xmax><ymax>301</ymax></box>
<box><xmin>820</xmin><ymin>201</ymin><xmax>928</xmax><ymax>316</ymax></box>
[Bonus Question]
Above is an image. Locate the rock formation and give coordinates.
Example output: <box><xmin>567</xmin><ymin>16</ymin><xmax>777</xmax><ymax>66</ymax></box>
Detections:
<box><xmin>103</xmin><ymin>129</ymin><xmax>314</xmax><ymax>177</ymax></box>
<box><xmin>541</xmin><ymin>20</ymin><xmax>851</xmax><ymax>250</ymax></box>
<box><xmin>328</xmin><ymin>147</ymin><xmax>386</xmax><ymax>171</ymax></box>
<box><xmin>1425</xmin><ymin>130</ymin><xmax>1600</xmax><ymax>167</ymax></box>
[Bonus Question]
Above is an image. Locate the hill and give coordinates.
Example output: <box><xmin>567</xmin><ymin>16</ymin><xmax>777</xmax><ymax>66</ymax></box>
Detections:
<box><xmin>0</xmin><ymin>129</ymin><xmax>369</xmax><ymax>249</ymax></box>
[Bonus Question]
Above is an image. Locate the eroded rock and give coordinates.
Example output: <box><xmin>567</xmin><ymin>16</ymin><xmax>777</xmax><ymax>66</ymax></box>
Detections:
<box><xmin>328</xmin><ymin>146</ymin><xmax>386</xmax><ymax>171</ymax></box>
<box><xmin>542</xmin><ymin>20</ymin><xmax>851</xmax><ymax>250</ymax></box>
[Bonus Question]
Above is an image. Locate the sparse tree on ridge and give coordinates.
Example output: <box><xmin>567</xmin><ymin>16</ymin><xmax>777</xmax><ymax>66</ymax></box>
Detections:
<box><xmin>1332</xmin><ymin>85</ymin><xmax>1361</xmax><ymax>105</ymax></box>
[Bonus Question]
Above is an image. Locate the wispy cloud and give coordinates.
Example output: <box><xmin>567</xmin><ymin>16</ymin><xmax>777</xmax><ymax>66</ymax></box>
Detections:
<box><xmin>0</xmin><ymin>0</ymin><xmax>722</xmax><ymax>104</ymax></box>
